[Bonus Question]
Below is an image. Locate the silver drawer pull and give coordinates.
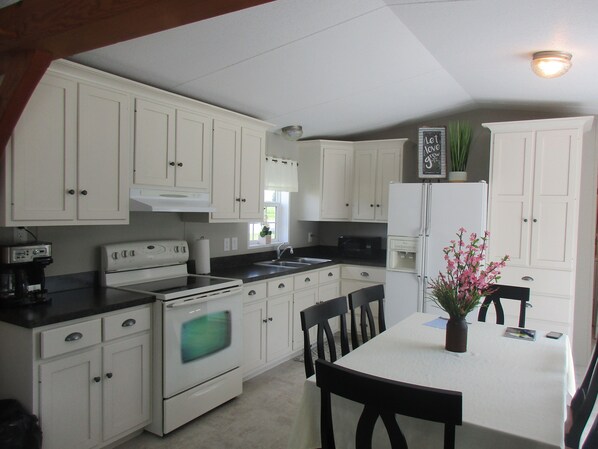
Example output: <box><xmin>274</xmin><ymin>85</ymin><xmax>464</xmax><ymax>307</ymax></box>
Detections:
<box><xmin>360</xmin><ymin>272</ymin><xmax>370</xmax><ymax>278</ymax></box>
<box><xmin>65</xmin><ymin>332</ymin><xmax>83</xmax><ymax>342</ymax></box>
<box><xmin>305</xmin><ymin>277</ymin><xmax>311</xmax><ymax>282</ymax></box>
<box><xmin>521</xmin><ymin>276</ymin><xmax>534</xmax><ymax>281</ymax></box>
<box><xmin>278</xmin><ymin>283</ymin><xmax>285</xmax><ymax>289</ymax></box>
<box><xmin>248</xmin><ymin>290</ymin><xmax>256</xmax><ymax>296</ymax></box>
<box><xmin>327</xmin><ymin>272</ymin><xmax>333</xmax><ymax>277</ymax></box>
<box><xmin>121</xmin><ymin>319</ymin><xmax>136</xmax><ymax>328</ymax></box>
<box><xmin>526</xmin><ymin>303</ymin><xmax>533</xmax><ymax>308</ymax></box>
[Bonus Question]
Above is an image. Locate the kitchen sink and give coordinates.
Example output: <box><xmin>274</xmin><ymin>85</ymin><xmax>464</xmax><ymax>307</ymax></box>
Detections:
<box><xmin>254</xmin><ymin>257</ymin><xmax>331</xmax><ymax>269</ymax></box>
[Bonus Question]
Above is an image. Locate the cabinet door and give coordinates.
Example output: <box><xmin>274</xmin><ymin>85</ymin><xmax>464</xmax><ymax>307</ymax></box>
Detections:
<box><xmin>321</xmin><ymin>147</ymin><xmax>353</xmax><ymax>220</ymax></box>
<box><xmin>266</xmin><ymin>294</ymin><xmax>293</xmax><ymax>361</ymax></box>
<box><xmin>352</xmin><ymin>149</ymin><xmax>376</xmax><ymax>221</ymax></box>
<box><xmin>239</xmin><ymin>127</ymin><xmax>265</xmax><ymax>220</ymax></box>
<box><xmin>211</xmin><ymin>119</ymin><xmax>241</xmax><ymax>219</ymax></box>
<box><xmin>133</xmin><ymin>98</ymin><xmax>175</xmax><ymax>187</ymax></box>
<box><xmin>175</xmin><ymin>109</ymin><xmax>212</xmax><ymax>190</ymax></box>
<box><xmin>242</xmin><ymin>301</ymin><xmax>267</xmax><ymax>375</ymax></box>
<box><xmin>102</xmin><ymin>333</ymin><xmax>150</xmax><ymax>441</ymax></box>
<box><xmin>292</xmin><ymin>288</ymin><xmax>317</xmax><ymax>351</ymax></box>
<box><xmin>39</xmin><ymin>348</ymin><xmax>101</xmax><ymax>449</ymax></box>
<box><xmin>78</xmin><ymin>83</ymin><xmax>129</xmax><ymax>221</ymax></box>
<box><xmin>375</xmin><ymin>148</ymin><xmax>402</xmax><ymax>221</ymax></box>
<box><xmin>11</xmin><ymin>73</ymin><xmax>77</xmax><ymax>221</ymax></box>
<box><xmin>530</xmin><ymin>129</ymin><xmax>577</xmax><ymax>269</ymax></box>
<box><xmin>488</xmin><ymin>132</ymin><xmax>534</xmax><ymax>266</ymax></box>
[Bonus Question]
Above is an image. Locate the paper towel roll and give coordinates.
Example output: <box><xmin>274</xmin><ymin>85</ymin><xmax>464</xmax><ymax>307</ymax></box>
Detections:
<box><xmin>193</xmin><ymin>238</ymin><xmax>211</xmax><ymax>274</ymax></box>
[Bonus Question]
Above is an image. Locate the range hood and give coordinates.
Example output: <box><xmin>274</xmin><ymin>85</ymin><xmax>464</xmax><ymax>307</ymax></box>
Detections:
<box><xmin>130</xmin><ymin>188</ymin><xmax>215</xmax><ymax>213</ymax></box>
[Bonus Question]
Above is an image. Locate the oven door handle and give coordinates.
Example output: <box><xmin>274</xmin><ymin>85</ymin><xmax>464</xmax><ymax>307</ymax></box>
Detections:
<box><xmin>165</xmin><ymin>286</ymin><xmax>242</xmax><ymax>309</ymax></box>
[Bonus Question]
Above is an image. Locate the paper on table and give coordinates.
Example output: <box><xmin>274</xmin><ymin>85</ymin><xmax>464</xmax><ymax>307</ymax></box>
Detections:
<box><xmin>424</xmin><ymin>317</ymin><xmax>447</xmax><ymax>329</ymax></box>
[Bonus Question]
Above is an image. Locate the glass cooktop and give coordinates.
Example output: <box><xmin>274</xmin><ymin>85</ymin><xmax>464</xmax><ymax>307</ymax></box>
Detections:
<box><xmin>121</xmin><ymin>275</ymin><xmax>241</xmax><ymax>300</ymax></box>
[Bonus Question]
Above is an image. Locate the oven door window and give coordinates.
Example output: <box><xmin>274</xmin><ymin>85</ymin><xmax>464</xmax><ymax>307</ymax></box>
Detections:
<box><xmin>162</xmin><ymin>293</ymin><xmax>242</xmax><ymax>399</ymax></box>
<box><xmin>181</xmin><ymin>311</ymin><xmax>231</xmax><ymax>363</ymax></box>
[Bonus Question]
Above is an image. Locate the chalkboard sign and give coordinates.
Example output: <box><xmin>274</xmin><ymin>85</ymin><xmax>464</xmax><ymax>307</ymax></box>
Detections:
<box><xmin>418</xmin><ymin>127</ymin><xmax>446</xmax><ymax>179</ymax></box>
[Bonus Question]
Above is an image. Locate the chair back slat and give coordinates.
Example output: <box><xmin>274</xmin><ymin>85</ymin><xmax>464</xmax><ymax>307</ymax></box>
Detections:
<box><xmin>348</xmin><ymin>284</ymin><xmax>386</xmax><ymax>349</ymax></box>
<box><xmin>477</xmin><ymin>284</ymin><xmax>530</xmax><ymax>328</ymax></box>
<box><xmin>566</xmin><ymin>357</ymin><xmax>598</xmax><ymax>449</ymax></box>
<box><xmin>316</xmin><ymin>359</ymin><xmax>462</xmax><ymax>449</ymax></box>
<box><xmin>300</xmin><ymin>296</ymin><xmax>350</xmax><ymax>378</ymax></box>
<box><xmin>571</xmin><ymin>342</ymin><xmax>598</xmax><ymax>414</ymax></box>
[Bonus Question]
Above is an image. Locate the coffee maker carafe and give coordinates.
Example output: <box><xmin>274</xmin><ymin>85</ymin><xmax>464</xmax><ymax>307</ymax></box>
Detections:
<box><xmin>0</xmin><ymin>242</ymin><xmax>52</xmax><ymax>306</ymax></box>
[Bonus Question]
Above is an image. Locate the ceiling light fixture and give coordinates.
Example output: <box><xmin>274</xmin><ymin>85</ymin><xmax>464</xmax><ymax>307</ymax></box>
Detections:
<box><xmin>281</xmin><ymin>125</ymin><xmax>303</xmax><ymax>141</ymax></box>
<box><xmin>531</xmin><ymin>51</ymin><xmax>572</xmax><ymax>78</ymax></box>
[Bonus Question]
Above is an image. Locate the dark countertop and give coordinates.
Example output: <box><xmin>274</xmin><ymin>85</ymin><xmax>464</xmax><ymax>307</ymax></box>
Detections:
<box><xmin>210</xmin><ymin>246</ymin><xmax>386</xmax><ymax>283</ymax></box>
<box><xmin>0</xmin><ymin>246</ymin><xmax>386</xmax><ymax>329</ymax></box>
<box><xmin>0</xmin><ymin>287</ymin><xmax>155</xmax><ymax>329</ymax></box>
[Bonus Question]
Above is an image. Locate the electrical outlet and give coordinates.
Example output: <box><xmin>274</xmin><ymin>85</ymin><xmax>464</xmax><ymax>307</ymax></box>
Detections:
<box><xmin>14</xmin><ymin>228</ymin><xmax>27</xmax><ymax>243</ymax></box>
<box><xmin>224</xmin><ymin>238</ymin><xmax>230</xmax><ymax>252</ymax></box>
<box><xmin>231</xmin><ymin>237</ymin><xmax>238</xmax><ymax>251</ymax></box>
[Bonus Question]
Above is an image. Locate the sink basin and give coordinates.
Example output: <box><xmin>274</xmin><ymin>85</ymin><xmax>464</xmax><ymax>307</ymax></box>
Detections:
<box><xmin>292</xmin><ymin>257</ymin><xmax>331</xmax><ymax>264</ymax></box>
<box><xmin>254</xmin><ymin>257</ymin><xmax>331</xmax><ymax>269</ymax></box>
<box><xmin>254</xmin><ymin>260</ymin><xmax>311</xmax><ymax>268</ymax></box>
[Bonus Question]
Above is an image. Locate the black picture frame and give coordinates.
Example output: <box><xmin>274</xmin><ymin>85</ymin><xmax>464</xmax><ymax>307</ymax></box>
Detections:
<box><xmin>418</xmin><ymin>127</ymin><xmax>446</xmax><ymax>179</ymax></box>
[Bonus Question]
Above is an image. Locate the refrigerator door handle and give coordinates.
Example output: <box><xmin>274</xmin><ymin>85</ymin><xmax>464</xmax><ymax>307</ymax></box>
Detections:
<box><xmin>425</xmin><ymin>184</ymin><xmax>432</xmax><ymax>237</ymax></box>
<box><xmin>418</xmin><ymin>184</ymin><xmax>427</xmax><ymax>237</ymax></box>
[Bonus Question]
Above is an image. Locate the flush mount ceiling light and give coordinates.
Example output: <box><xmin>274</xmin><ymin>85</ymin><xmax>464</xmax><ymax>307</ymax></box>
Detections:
<box><xmin>281</xmin><ymin>125</ymin><xmax>303</xmax><ymax>141</ymax></box>
<box><xmin>531</xmin><ymin>51</ymin><xmax>572</xmax><ymax>78</ymax></box>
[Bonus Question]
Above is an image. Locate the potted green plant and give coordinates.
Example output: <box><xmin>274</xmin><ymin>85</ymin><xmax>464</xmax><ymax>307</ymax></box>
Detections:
<box><xmin>259</xmin><ymin>225</ymin><xmax>272</xmax><ymax>244</ymax></box>
<box><xmin>448</xmin><ymin>121</ymin><xmax>472</xmax><ymax>182</ymax></box>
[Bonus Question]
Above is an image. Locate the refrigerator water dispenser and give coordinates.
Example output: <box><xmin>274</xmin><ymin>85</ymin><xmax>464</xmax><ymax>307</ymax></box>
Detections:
<box><xmin>387</xmin><ymin>236</ymin><xmax>418</xmax><ymax>272</ymax></box>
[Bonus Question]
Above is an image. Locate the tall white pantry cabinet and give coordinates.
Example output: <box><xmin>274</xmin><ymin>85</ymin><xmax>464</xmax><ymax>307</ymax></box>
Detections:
<box><xmin>483</xmin><ymin>116</ymin><xmax>596</xmax><ymax>365</ymax></box>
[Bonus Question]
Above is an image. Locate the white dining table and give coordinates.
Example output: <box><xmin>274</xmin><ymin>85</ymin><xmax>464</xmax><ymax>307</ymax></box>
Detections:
<box><xmin>287</xmin><ymin>312</ymin><xmax>575</xmax><ymax>449</ymax></box>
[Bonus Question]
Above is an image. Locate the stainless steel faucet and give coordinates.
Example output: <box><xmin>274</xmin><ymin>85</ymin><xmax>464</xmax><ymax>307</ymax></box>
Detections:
<box><xmin>277</xmin><ymin>242</ymin><xmax>294</xmax><ymax>259</ymax></box>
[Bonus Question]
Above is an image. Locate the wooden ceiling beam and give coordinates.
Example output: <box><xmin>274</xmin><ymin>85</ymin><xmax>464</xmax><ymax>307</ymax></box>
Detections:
<box><xmin>0</xmin><ymin>0</ymin><xmax>272</xmax><ymax>151</ymax></box>
<box><xmin>0</xmin><ymin>0</ymin><xmax>274</xmax><ymax>58</ymax></box>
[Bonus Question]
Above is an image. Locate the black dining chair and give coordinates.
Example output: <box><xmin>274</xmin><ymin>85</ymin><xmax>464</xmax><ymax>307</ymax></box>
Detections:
<box><xmin>315</xmin><ymin>359</ymin><xmax>463</xmax><ymax>449</ymax></box>
<box><xmin>582</xmin><ymin>413</ymin><xmax>598</xmax><ymax>449</ymax></box>
<box><xmin>348</xmin><ymin>284</ymin><xmax>386</xmax><ymax>349</ymax></box>
<box><xmin>570</xmin><ymin>342</ymin><xmax>598</xmax><ymax>416</ymax></box>
<box><xmin>300</xmin><ymin>296</ymin><xmax>350</xmax><ymax>378</ymax></box>
<box><xmin>477</xmin><ymin>284</ymin><xmax>530</xmax><ymax>328</ymax></box>
<box><xmin>566</xmin><ymin>353</ymin><xmax>598</xmax><ymax>449</ymax></box>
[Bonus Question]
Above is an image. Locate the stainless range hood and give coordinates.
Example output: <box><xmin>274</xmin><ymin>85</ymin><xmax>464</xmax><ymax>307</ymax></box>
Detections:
<box><xmin>130</xmin><ymin>188</ymin><xmax>215</xmax><ymax>213</ymax></box>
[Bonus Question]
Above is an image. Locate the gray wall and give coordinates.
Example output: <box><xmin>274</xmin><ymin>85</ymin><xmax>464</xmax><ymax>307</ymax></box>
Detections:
<box><xmin>1</xmin><ymin>108</ymin><xmax>574</xmax><ymax>277</ymax></box>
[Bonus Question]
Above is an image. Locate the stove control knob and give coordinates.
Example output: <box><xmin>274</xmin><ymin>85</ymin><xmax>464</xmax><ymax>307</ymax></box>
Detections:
<box><xmin>174</xmin><ymin>246</ymin><xmax>179</xmax><ymax>253</ymax></box>
<box><xmin>112</xmin><ymin>252</ymin><xmax>118</xmax><ymax>260</ymax></box>
<box><xmin>129</xmin><ymin>250</ymin><xmax>135</xmax><ymax>257</ymax></box>
<box><xmin>121</xmin><ymin>250</ymin><xmax>127</xmax><ymax>258</ymax></box>
<box><xmin>181</xmin><ymin>246</ymin><xmax>186</xmax><ymax>253</ymax></box>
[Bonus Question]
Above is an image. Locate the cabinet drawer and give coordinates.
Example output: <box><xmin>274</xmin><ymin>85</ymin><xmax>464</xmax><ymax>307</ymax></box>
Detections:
<box><xmin>41</xmin><ymin>319</ymin><xmax>102</xmax><ymax>359</ymax></box>
<box><xmin>499</xmin><ymin>266</ymin><xmax>571</xmax><ymax>296</ymax></box>
<box><xmin>294</xmin><ymin>271</ymin><xmax>319</xmax><ymax>290</ymax></box>
<box><xmin>319</xmin><ymin>266</ymin><xmax>340</xmax><ymax>283</ymax></box>
<box><xmin>243</xmin><ymin>282</ymin><xmax>267</xmax><ymax>303</ymax></box>
<box><xmin>267</xmin><ymin>276</ymin><xmax>294</xmax><ymax>296</ymax></box>
<box><xmin>103</xmin><ymin>307</ymin><xmax>151</xmax><ymax>342</ymax></box>
<box><xmin>342</xmin><ymin>265</ymin><xmax>386</xmax><ymax>283</ymax></box>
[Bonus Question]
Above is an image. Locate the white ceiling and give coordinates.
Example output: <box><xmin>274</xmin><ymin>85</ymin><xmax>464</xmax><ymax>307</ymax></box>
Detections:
<box><xmin>70</xmin><ymin>0</ymin><xmax>598</xmax><ymax>139</ymax></box>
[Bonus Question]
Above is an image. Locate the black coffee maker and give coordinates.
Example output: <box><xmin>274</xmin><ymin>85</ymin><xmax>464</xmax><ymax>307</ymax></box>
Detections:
<box><xmin>0</xmin><ymin>242</ymin><xmax>53</xmax><ymax>306</ymax></box>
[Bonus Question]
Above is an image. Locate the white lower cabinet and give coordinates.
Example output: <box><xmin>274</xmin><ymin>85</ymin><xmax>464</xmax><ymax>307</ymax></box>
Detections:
<box><xmin>242</xmin><ymin>265</ymin><xmax>342</xmax><ymax>379</ymax></box>
<box><xmin>0</xmin><ymin>305</ymin><xmax>151</xmax><ymax>449</ymax></box>
<box><xmin>341</xmin><ymin>265</ymin><xmax>386</xmax><ymax>331</ymax></box>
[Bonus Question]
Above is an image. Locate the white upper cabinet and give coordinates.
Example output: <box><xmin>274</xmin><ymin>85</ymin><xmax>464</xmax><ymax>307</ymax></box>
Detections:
<box><xmin>2</xmin><ymin>68</ymin><xmax>130</xmax><ymax>226</ymax></box>
<box><xmin>486</xmin><ymin>124</ymin><xmax>580</xmax><ymax>270</ymax></box>
<box><xmin>352</xmin><ymin>140</ymin><xmax>410</xmax><ymax>222</ymax></box>
<box><xmin>133</xmin><ymin>98</ymin><xmax>212</xmax><ymax>191</ymax></box>
<box><xmin>297</xmin><ymin>139</ymin><xmax>414</xmax><ymax>222</ymax></box>
<box><xmin>211</xmin><ymin>120</ymin><xmax>265</xmax><ymax>222</ymax></box>
<box><xmin>297</xmin><ymin>140</ymin><xmax>354</xmax><ymax>221</ymax></box>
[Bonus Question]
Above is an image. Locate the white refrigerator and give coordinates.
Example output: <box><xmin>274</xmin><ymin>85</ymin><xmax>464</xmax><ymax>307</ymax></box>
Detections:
<box><xmin>385</xmin><ymin>182</ymin><xmax>488</xmax><ymax>326</ymax></box>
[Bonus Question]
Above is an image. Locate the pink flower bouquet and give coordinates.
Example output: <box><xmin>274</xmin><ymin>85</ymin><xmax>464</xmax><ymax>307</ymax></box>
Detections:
<box><xmin>429</xmin><ymin>228</ymin><xmax>508</xmax><ymax>318</ymax></box>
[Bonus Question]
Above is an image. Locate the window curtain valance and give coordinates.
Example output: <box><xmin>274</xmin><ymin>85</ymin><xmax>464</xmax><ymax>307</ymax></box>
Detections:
<box><xmin>264</xmin><ymin>156</ymin><xmax>299</xmax><ymax>192</ymax></box>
